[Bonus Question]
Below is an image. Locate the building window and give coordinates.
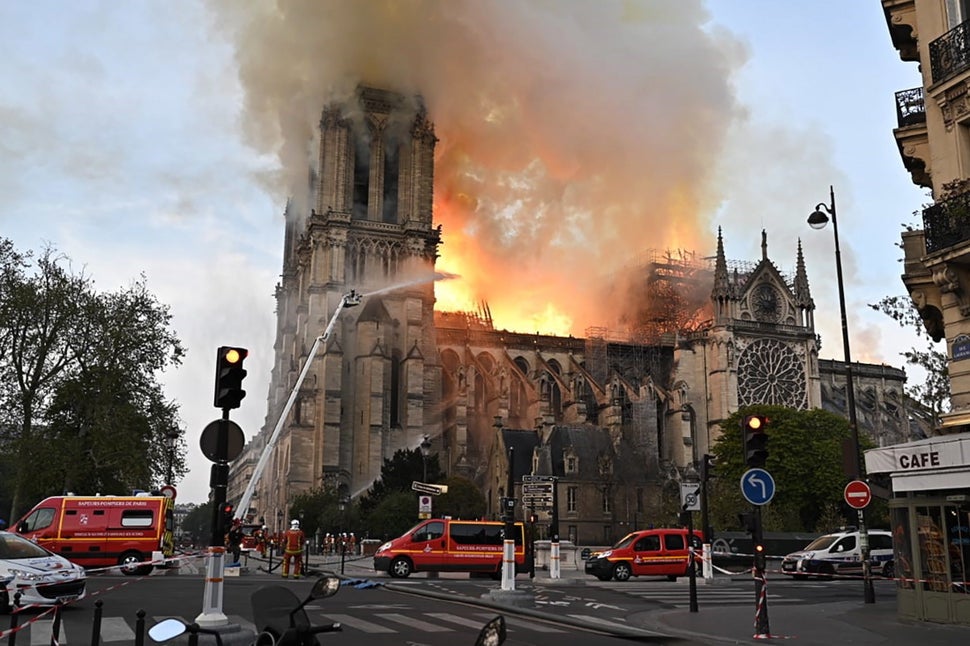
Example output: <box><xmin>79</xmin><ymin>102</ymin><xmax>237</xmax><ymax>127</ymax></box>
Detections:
<box><xmin>566</xmin><ymin>456</ymin><xmax>577</xmax><ymax>473</ymax></box>
<box><xmin>636</xmin><ymin>488</ymin><xmax>644</xmax><ymax>513</ymax></box>
<box><xmin>567</xmin><ymin>486</ymin><xmax>577</xmax><ymax>512</ymax></box>
<box><xmin>602</xmin><ymin>490</ymin><xmax>611</xmax><ymax>513</ymax></box>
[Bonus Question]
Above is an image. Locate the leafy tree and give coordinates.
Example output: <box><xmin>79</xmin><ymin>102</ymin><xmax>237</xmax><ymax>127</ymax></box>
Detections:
<box><xmin>869</xmin><ymin>294</ymin><xmax>949</xmax><ymax>430</ymax></box>
<box><xmin>435</xmin><ymin>476</ymin><xmax>486</xmax><ymax>519</ymax></box>
<box><xmin>359</xmin><ymin>491</ymin><xmax>421</xmax><ymax>542</ymax></box>
<box><xmin>180</xmin><ymin>502</ymin><xmax>214</xmax><ymax>547</ymax></box>
<box><xmin>288</xmin><ymin>486</ymin><xmax>358</xmax><ymax>540</ymax></box>
<box><xmin>708</xmin><ymin>405</ymin><xmax>875</xmax><ymax>532</ymax></box>
<box><xmin>0</xmin><ymin>240</ymin><xmax>185</xmax><ymax>518</ymax></box>
<box><xmin>356</xmin><ymin>447</ymin><xmax>444</xmax><ymax>517</ymax></box>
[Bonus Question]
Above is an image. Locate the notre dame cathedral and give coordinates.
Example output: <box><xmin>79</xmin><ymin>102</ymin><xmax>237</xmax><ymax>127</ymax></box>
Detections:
<box><xmin>227</xmin><ymin>85</ymin><xmax>913</xmax><ymax>544</ymax></box>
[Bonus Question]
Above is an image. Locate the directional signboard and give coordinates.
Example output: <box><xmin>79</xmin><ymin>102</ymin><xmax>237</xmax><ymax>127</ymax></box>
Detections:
<box><xmin>411</xmin><ymin>481</ymin><xmax>448</xmax><ymax>496</ymax></box>
<box><xmin>740</xmin><ymin>468</ymin><xmax>776</xmax><ymax>505</ymax></box>
<box><xmin>844</xmin><ymin>480</ymin><xmax>872</xmax><ymax>509</ymax></box>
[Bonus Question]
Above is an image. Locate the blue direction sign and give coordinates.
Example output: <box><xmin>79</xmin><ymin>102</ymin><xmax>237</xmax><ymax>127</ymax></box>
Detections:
<box><xmin>740</xmin><ymin>468</ymin><xmax>776</xmax><ymax>505</ymax></box>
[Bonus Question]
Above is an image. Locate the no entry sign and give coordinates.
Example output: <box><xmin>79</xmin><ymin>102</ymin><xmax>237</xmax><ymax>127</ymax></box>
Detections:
<box><xmin>844</xmin><ymin>480</ymin><xmax>872</xmax><ymax>509</ymax></box>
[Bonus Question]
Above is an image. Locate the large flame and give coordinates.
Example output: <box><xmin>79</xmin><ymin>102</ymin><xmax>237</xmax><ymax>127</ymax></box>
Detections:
<box><xmin>212</xmin><ymin>0</ymin><xmax>748</xmax><ymax>336</ymax></box>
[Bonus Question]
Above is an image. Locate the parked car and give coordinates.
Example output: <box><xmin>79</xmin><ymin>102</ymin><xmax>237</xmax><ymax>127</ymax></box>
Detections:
<box><xmin>584</xmin><ymin>527</ymin><xmax>703</xmax><ymax>582</ymax></box>
<box><xmin>781</xmin><ymin>528</ymin><xmax>894</xmax><ymax>579</ymax></box>
<box><xmin>0</xmin><ymin>530</ymin><xmax>87</xmax><ymax>611</ymax></box>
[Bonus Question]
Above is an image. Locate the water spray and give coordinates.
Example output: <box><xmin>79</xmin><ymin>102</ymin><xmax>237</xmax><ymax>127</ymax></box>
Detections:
<box><xmin>235</xmin><ymin>270</ymin><xmax>459</xmax><ymax>516</ymax></box>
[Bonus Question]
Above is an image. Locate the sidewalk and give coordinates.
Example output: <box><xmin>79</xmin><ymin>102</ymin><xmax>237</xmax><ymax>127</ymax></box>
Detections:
<box><xmin>645</xmin><ymin>595</ymin><xmax>970</xmax><ymax>645</ymax></box>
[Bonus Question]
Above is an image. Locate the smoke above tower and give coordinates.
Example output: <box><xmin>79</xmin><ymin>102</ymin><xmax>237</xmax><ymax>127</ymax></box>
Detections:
<box><xmin>210</xmin><ymin>0</ymin><xmax>748</xmax><ymax>336</ymax></box>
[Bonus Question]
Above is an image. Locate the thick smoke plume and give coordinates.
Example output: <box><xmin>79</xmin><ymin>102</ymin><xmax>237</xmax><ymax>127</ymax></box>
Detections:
<box><xmin>211</xmin><ymin>0</ymin><xmax>747</xmax><ymax>336</ymax></box>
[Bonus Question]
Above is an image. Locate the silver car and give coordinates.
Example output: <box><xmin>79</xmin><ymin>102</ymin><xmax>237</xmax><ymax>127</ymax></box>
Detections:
<box><xmin>0</xmin><ymin>530</ymin><xmax>86</xmax><ymax>610</ymax></box>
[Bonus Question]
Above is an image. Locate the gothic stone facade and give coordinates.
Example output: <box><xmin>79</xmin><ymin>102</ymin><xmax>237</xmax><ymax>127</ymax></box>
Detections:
<box><xmin>228</xmin><ymin>86</ymin><xmax>912</xmax><ymax>543</ymax></box>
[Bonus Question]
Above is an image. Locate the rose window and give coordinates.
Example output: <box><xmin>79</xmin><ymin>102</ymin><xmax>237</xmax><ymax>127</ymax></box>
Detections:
<box><xmin>737</xmin><ymin>339</ymin><xmax>807</xmax><ymax>409</ymax></box>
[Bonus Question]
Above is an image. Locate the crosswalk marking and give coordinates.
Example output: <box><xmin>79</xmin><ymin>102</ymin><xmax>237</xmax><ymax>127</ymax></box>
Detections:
<box><xmin>426</xmin><ymin>612</ymin><xmax>499</xmax><ymax>629</ymax></box>
<box><xmin>321</xmin><ymin>613</ymin><xmax>396</xmax><ymax>633</ymax></box>
<box><xmin>473</xmin><ymin>612</ymin><xmax>566</xmax><ymax>633</ymax></box>
<box><xmin>29</xmin><ymin>621</ymin><xmax>56</xmax><ymax>646</ymax></box>
<box><xmin>99</xmin><ymin>617</ymin><xmax>136</xmax><ymax>642</ymax></box>
<box><xmin>377</xmin><ymin>612</ymin><xmax>454</xmax><ymax>631</ymax></box>
<box><xmin>25</xmin><ymin>608</ymin><xmax>576</xmax><ymax>641</ymax></box>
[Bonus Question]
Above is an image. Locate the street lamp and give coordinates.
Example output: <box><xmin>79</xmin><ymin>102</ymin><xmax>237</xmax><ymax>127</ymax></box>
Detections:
<box><xmin>420</xmin><ymin>434</ymin><xmax>432</xmax><ymax>482</ymax></box>
<box><xmin>809</xmin><ymin>185</ymin><xmax>875</xmax><ymax>604</ymax></box>
<box><xmin>164</xmin><ymin>429</ymin><xmax>180</xmax><ymax>485</ymax></box>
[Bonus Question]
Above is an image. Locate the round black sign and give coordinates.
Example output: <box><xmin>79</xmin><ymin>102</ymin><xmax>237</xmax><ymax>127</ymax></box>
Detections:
<box><xmin>200</xmin><ymin>419</ymin><xmax>245</xmax><ymax>462</ymax></box>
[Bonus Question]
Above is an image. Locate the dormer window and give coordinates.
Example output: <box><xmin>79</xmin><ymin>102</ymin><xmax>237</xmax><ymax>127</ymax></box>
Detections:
<box><xmin>565</xmin><ymin>453</ymin><xmax>577</xmax><ymax>474</ymax></box>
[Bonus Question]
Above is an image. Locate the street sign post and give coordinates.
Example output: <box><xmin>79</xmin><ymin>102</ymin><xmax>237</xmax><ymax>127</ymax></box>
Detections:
<box><xmin>844</xmin><ymin>480</ymin><xmax>872</xmax><ymax>509</ymax></box>
<box><xmin>740</xmin><ymin>468</ymin><xmax>776</xmax><ymax>505</ymax></box>
<box><xmin>680</xmin><ymin>483</ymin><xmax>701</xmax><ymax>511</ymax></box>
<box><xmin>411</xmin><ymin>481</ymin><xmax>448</xmax><ymax>496</ymax></box>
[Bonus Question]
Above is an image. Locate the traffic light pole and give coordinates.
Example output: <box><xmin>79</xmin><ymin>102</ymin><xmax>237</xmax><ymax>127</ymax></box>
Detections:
<box><xmin>753</xmin><ymin>505</ymin><xmax>769</xmax><ymax>638</ymax></box>
<box><xmin>197</xmin><ymin>410</ymin><xmax>230</xmax><ymax>627</ymax></box>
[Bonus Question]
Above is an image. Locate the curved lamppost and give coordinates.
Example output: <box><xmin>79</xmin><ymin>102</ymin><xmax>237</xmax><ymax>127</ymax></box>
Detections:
<box><xmin>165</xmin><ymin>429</ymin><xmax>180</xmax><ymax>485</ymax></box>
<box><xmin>809</xmin><ymin>186</ymin><xmax>875</xmax><ymax>604</ymax></box>
<box><xmin>420</xmin><ymin>434</ymin><xmax>432</xmax><ymax>482</ymax></box>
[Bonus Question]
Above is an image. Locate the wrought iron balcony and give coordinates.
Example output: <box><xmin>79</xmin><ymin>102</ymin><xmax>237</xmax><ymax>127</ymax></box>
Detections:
<box><xmin>923</xmin><ymin>188</ymin><xmax>970</xmax><ymax>253</ymax></box>
<box><xmin>929</xmin><ymin>20</ymin><xmax>970</xmax><ymax>84</ymax></box>
<box><xmin>894</xmin><ymin>87</ymin><xmax>925</xmax><ymax>128</ymax></box>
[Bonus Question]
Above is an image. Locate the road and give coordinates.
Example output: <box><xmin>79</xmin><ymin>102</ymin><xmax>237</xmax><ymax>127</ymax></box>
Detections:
<box><xmin>11</xmin><ymin>568</ymin><xmax>664</xmax><ymax>645</ymax></box>
<box><xmin>3</xmin><ymin>555</ymin><xmax>922</xmax><ymax>646</ymax></box>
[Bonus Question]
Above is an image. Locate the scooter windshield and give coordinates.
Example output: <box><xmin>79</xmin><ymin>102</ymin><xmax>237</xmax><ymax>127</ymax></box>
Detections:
<box><xmin>252</xmin><ymin>585</ymin><xmax>311</xmax><ymax>637</ymax></box>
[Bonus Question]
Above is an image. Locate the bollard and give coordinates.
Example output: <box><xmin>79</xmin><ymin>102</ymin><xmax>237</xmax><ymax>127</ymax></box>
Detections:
<box><xmin>91</xmin><ymin>599</ymin><xmax>104</xmax><ymax>645</ymax></box>
<box><xmin>340</xmin><ymin>543</ymin><xmax>346</xmax><ymax>575</ymax></box>
<box><xmin>9</xmin><ymin>592</ymin><xmax>22</xmax><ymax>646</ymax></box>
<box><xmin>134</xmin><ymin>609</ymin><xmax>145</xmax><ymax>646</ymax></box>
<box><xmin>187</xmin><ymin>623</ymin><xmax>200</xmax><ymax>646</ymax></box>
<box><xmin>49</xmin><ymin>603</ymin><xmax>62</xmax><ymax>646</ymax></box>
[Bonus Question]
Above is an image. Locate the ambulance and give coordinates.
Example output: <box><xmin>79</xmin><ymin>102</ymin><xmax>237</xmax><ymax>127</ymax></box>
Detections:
<box><xmin>13</xmin><ymin>494</ymin><xmax>175</xmax><ymax>575</ymax></box>
<box><xmin>373</xmin><ymin>519</ymin><xmax>528</xmax><ymax>578</ymax></box>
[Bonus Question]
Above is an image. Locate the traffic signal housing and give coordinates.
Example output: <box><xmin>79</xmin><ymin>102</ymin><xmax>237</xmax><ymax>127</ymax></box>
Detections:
<box><xmin>743</xmin><ymin>415</ymin><xmax>769</xmax><ymax>468</ymax></box>
<box><xmin>213</xmin><ymin>346</ymin><xmax>248</xmax><ymax>409</ymax></box>
<box><xmin>222</xmin><ymin>503</ymin><xmax>234</xmax><ymax>527</ymax></box>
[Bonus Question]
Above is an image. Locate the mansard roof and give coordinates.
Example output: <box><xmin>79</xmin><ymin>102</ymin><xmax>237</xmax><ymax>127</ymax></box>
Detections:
<box><xmin>537</xmin><ymin>425</ymin><xmax>646</xmax><ymax>482</ymax></box>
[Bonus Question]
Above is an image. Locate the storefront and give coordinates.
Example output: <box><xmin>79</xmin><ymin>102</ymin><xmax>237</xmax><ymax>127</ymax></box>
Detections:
<box><xmin>865</xmin><ymin>433</ymin><xmax>970</xmax><ymax>624</ymax></box>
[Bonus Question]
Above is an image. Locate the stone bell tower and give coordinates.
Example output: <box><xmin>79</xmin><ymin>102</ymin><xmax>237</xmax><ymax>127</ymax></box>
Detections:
<box><xmin>263</xmin><ymin>85</ymin><xmax>443</xmax><ymax>511</ymax></box>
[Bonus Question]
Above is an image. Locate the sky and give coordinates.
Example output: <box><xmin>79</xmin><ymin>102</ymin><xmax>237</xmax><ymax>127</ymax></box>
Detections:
<box><xmin>0</xmin><ymin>1</ymin><xmax>929</xmax><ymax>505</ymax></box>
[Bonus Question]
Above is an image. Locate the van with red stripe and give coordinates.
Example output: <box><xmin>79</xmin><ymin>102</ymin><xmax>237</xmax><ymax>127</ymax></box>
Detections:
<box><xmin>584</xmin><ymin>527</ymin><xmax>703</xmax><ymax>581</ymax></box>
<box><xmin>13</xmin><ymin>494</ymin><xmax>175</xmax><ymax>575</ymax></box>
<box><xmin>373</xmin><ymin>519</ymin><xmax>528</xmax><ymax>578</ymax></box>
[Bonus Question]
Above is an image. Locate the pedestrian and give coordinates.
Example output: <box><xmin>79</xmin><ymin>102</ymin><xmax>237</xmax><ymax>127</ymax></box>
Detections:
<box><xmin>226</xmin><ymin>519</ymin><xmax>243</xmax><ymax>565</ymax></box>
<box><xmin>282</xmin><ymin>519</ymin><xmax>305</xmax><ymax>579</ymax></box>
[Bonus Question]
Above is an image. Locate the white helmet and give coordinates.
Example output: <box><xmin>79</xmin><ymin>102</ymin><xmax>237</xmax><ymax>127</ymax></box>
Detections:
<box><xmin>290</xmin><ymin>519</ymin><xmax>300</xmax><ymax>529</ymax></box>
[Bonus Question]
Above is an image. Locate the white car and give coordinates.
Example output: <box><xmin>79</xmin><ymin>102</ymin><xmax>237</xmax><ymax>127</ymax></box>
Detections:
<box><xmin>0</xmin><ymin>530</ymin><xmax>86</xmax><ymax>610</ymax></box>
<box><xmin>781</xmin><ymin>529</ymin><xmax>894</xmax><ymax>579</ymax></box>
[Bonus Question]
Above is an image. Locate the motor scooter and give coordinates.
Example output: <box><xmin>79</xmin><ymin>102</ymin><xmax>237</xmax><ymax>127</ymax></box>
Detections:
<box><xmin>148</xmin><ymin>572</ymin><xmax>506</xmax><ymax>646</ymax></box>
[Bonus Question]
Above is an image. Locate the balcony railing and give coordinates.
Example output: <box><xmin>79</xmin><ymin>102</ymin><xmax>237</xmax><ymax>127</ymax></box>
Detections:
<box><xmin>929</xmin><ymin>20</ymin><xmax>970</xmax><ymax>84</ymax></box>
<box><xmin>924</xmin><ymin>188</ymin><xmax>970</xmax><ymax>253</ymax></box>
<box><xmin>894</xmin><ymin>87</ymin><xmax>925</xmax><ymax>128</ymax></box>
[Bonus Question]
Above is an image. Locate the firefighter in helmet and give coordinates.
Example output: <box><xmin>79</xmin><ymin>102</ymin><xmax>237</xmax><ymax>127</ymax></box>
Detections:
<box><xmin>282</xmin><ymin>519</ymin><xmax>305</xmax><ymax>578</ymax></box>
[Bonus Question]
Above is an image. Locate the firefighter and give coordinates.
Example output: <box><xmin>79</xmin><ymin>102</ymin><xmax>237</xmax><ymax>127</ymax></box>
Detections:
<box><xmin>226</xmin><ymin>519</ymin><xmax>243</xmax><ymax>565</ymax></box>
<box><xmin>282</xmin><ymin>519</ymin><xmax>305</xmax><ymax>578</ymax></box>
